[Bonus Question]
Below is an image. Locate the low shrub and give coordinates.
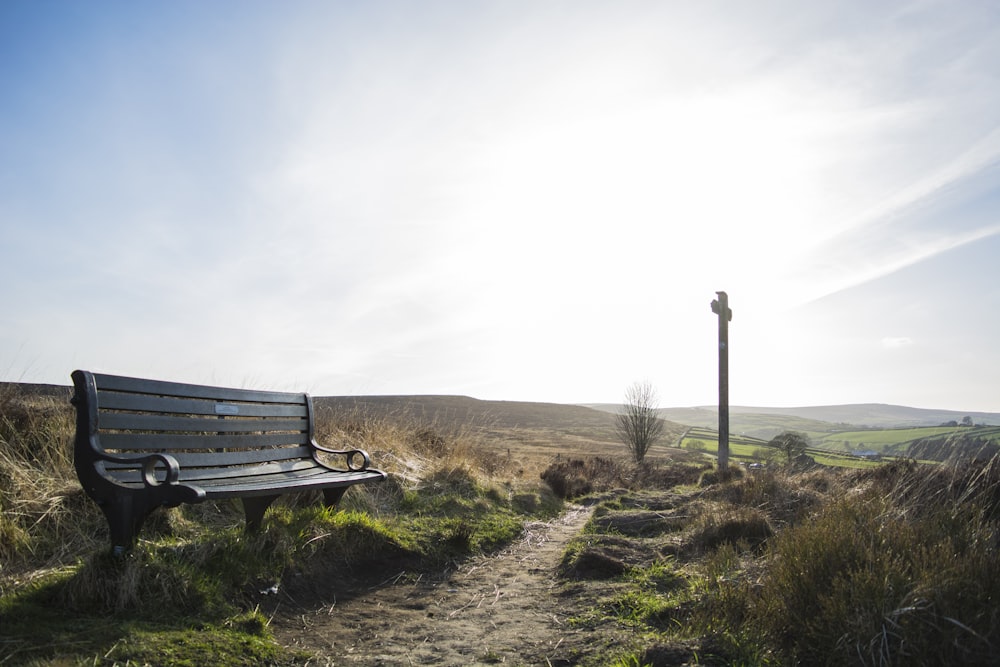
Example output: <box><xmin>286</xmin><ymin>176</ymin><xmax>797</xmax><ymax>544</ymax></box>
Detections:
<box><xmin>634</xmin><ymin>460</ymin><xmax>711</xmax><ymax>489</ymax></box>
<box><xmin>684</xmin><ymin>457</ymin><xmax>1000</xmax><ymax>665</ymax></box>
<box><xmin>688</xmin><ymin>506</ymin><xmax>773</xmax><ymax>554</ymax></box>
<box><xmin>540</xmin><ymin>457</ymin><xmax>620</xmax><ymax>498</ymax></box>
<box><xmin>540</xmin><ymin>457</ymin><xmax>708</xmax><ymax>499</ymax></box>
<box><xmin>703</xmin><ymin>467</ymin><xmax>837</xmax><ymax>526</ymax></box>
<box><xmin>697</xmin><ymin>465</ymin><xmax>743</xmax><ymax>488</ymax></box>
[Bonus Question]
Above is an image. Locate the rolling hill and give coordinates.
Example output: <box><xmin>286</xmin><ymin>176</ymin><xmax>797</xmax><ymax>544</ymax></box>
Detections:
<box><xmin>315</xmin><ymin>394</ymin><xmax>627</xmax><ymax>433</ymax></box>
<box><xmin>584</xmin><ymin>402</ymin><xmax>1000</xmax><ymax>438</ymax></box>
<box><xmin>7</xmin><ymin>381</ymin><xmax>998</xmax><ymax>461</ymax></box>
<box><xmin>313</xmin><ymin>394</ymin><xmax>689</xmax><ymax>467</ymax></box>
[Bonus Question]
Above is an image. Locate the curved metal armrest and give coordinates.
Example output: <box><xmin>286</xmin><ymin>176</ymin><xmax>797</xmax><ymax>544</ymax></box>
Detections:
<box><xmin>311</xmin><ymin>442</ymin><xmax>372</xmax><ymax>471</ymax></box>
<box><xmin>99</xmin><ymin>451</ymin><xmax>181</xmax><ymax>487</ymax></box>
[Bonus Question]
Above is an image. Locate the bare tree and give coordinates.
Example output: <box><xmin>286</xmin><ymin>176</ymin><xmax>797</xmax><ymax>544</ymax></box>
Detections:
<box><xmin>769</xmin><ymin>431</ymin><xmax>810</xmax><ymax>463</ymax></box>
<box><xmin>615</xmin><ymin>381</ymin><xmax>665</xmax><ymax>464</ymax></box>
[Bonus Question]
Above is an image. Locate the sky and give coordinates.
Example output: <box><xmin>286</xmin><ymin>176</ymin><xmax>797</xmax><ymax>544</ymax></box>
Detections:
<box><xmin>2</xmin><ymin>1</ymin><xmax>999</xmax><ymax>411</ymax></box>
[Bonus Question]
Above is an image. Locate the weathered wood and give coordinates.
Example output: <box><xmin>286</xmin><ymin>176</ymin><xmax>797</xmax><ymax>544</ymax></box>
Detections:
<box><xmin>100</xmin><ymin>432</ymin><xmax>308</xmax><ymax>451</ymax></box>
<box><xmin>91</xmin><ymin>372</ymin><xmax>301</xmax><ymax>404</ymax></box>
<box><xmin>98</xmin><ymin>412</ymin><xmax>308</xmax><ymax>433</ymax></box>
<box><xmin>96</xmin><ymin>392</ymin><xmax>310</xmax><ymax>417</ymax></box>
<box><xmin>102</xmin><ymin>445</ymin><xmax>315</xmax><ymax>472</ymax></box>
<box><xmin>710</xmin><ymin>291</ymin><xmax>733</xmax><ymax>471</ymax></box>
<box><xmin>72</xmin><ymin>370</ymin><xmax>386</xmax><ymax>553</ymax></box>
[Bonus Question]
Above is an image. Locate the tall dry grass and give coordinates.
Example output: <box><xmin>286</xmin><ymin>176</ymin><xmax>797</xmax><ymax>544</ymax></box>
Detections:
<box><xmin>690</xmin><ymin>459</ymin><xmax>1000</xmax><ymax>665</ymax></box>
<box><xmin>539</xmin><ymin>454</ymin><xmax>711</xmax><ymax>499</ymax></box>
<box><xmin>0</xmin><ymin>386</ymin><xmax>105</xmax><ymax>578</ymax></box>
<box><xmin>1</xmin><ymin>386</ymin><xmax>537</xmax><ymax>592</ymax></box>
<box><xmin>314</xmin><ymin>401</ymin><xmax>516</xmax><ymax>490</ymax></box>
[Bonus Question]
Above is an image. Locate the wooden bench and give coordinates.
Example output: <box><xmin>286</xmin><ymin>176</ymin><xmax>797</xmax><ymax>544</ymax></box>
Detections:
<box><xmin>71</xmin><ymin>370</ymin><xmax>386</xmax><ymax>554</ymax></box>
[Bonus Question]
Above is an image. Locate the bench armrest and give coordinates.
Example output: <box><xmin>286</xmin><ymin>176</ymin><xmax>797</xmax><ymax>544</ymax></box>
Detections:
<box><xmin>99</xmin><ymin>451</ymin><xmax>182</xmax><ymax>488</ymax></box>
<box><xmin>311</xmin><ymin>443</ymin><xmax>372</xmax><ymax>472</ymax></box>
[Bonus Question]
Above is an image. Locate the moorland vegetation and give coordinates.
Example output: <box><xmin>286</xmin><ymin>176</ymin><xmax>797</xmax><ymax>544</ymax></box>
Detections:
<box><xmin>2</xmin><ymin>384</ymin><xmax>999</xmax><ymax>665</ymax></box>
<box><xmin>0</xmin><ymin>385</ymin><xmax>562</xmax><ymax>664</ymax></box>
<box><xmin>542</xmin><ymin>454</ymin><xmax>1000</xmax><ymax>665</ymax></box>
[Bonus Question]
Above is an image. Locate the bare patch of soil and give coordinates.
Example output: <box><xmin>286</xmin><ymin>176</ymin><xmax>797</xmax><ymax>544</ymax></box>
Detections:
<box><xmin>271</xmin><ymin>506</ymin><xmax>636</xmax><ymax>666</ymax></box>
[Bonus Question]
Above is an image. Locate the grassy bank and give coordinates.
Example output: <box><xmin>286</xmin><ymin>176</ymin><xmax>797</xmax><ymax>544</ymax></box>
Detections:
<box><xmin>546</xmin><ymin>456</ymin><xmax>1000</xmax><ymax>666</ymax></box>
<box><xmin>6</xmin><ymin>382</ymin><xmax>1000</xmax><ymax>665</ymax></box>
<box><xmin>0</xmin><ymin>385</ymin><xmax>562</xmax><ymax>665</ymax></box>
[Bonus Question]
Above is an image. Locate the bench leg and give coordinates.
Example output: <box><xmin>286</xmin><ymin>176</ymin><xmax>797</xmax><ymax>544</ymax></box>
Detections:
<box><xmin>322</xmin><ymin>487</ymin><xmax>348</xmax><ymax>509</ymax></box>
<box><xmin>99</xmin><ymin>494</ymin><xmax>154</xmax><ymax>556</ymax></box>
<box><xmin>242</xmin><ymin>495</ymin><xmax>279</xmax><ymax>531</ymax></box>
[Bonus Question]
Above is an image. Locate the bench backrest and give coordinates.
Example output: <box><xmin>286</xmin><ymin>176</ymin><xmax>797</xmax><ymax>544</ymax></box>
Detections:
<box><xmin>72</xmin><ymin>370</ymin><xmax>318</xmax><ymax>477</ymax></box>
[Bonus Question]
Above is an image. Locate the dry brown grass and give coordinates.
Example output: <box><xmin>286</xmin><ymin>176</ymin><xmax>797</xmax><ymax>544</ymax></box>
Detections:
<box><xmin>314</xmin><ymin>401</ymin><xmax>520</xmax><ymax>489</ymax></box>
<box><xmin>668</xmin><ymin>458</ymin><xmax>1000</xmax><ymax>665</ymax></box>
<box><xmin>0</xmin><ymin>386</ymin><xmax>519</xmax><ymax>592</ymax></box>
<box><xmin>701</xmin><ymin>466</ymin><xmax>843</xmax><ymax>527</ymax></box>
<box><xmin>540</xmin><ymin>452</ymin><xmax>711</xmax><ymax>500</ymax></box>
<box><xmin>0</xmin><ymin>386</ymin><xmax>106</xmax><ymax>579</ymax></box>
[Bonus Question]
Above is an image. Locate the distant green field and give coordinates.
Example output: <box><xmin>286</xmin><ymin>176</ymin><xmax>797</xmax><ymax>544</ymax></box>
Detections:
<box><xmin>678</xmin><ymin>426</ymin><xmax>895</xmax><ymax>469</ymax></box>
<box><xmin>678</xmin><ymin>423</ymin><xmax>1000</xmax><ymax>468</ymax></box>
<box><xmin>810</xmin><ymin>450</ymin><xmax>885</xmax><ymax>469</ymax></box>
<box><xmin>679</xmin><ymin>427</ymin><xmax>776</xmax><ymax>463</ymax></box>
<box><xmin>814</xmin><ymin>427</ymin><xmax>964</xmax><ymax>450</ymax></box>
<box><xmin>813</xmin><ymin>425</ymin><xmax>1000</xmax><ymax>455</ymax></box>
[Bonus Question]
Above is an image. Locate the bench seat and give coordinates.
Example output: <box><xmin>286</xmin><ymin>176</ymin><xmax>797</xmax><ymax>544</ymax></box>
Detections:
<box><xmin>71</xmin><ymin>370</ymin><xmax>386</xmax><ymax>553</ymax></box>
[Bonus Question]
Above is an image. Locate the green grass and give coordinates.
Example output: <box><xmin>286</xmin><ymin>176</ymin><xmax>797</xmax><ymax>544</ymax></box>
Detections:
<box><xmin>815</xmin><ymin>426</ymin><xmax>965</xmax><ymax>449</ymax></box>
<box><xmin>2</xmin><ymin>485</ymin><xmax>562</xmax><ymax>665</ymax></box>
<box><xmin>679</xmin><ymin>427</ymin><xmax>772</xmax><ymax>462</ymax></box>
<box><xmin>813</xmin><ymin>425</ymin><xmax>1000</xmax><ymax>454</ymax></box>
<box><xmin>1</xmin><ymin>597</ymin><xmax>297</xmax><ymax>667</ymax></box>
<box><xmin>680</xmin><ymin>426</ymin><xmax>914</xmax><ymax>469</ymax></box>
<box><xmin>681</xmin><ymin>423</ymin><xmax>1000</xmax><ymax>469</ymax></box>
<box><xmin>0</xmin><ymin>386</ymin><xmax>564</xmax><ymax>666</ymax></box>
<box><xmin>1</xmin><ymin>556</ymin><xmax>296</xmax><ymax>665</ymax></box>
<box><xmin>809</xmin><ymin>449</ymin><xmax>886</xmax><ymax>468</ymax></box>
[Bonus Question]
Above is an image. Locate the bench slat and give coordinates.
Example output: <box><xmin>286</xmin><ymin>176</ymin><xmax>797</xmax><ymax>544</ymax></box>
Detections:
<box><xmin>97</xmin><ymin>392</ymin><xmax>308</xmax><ymax>418</ymax></box>
<box><xmin>202</xmin><ymin>470</ymin><xmax>380</xmax><ymax>496</ymax></box>
<box><xmin>103</xmin><ymin>468</ymin><xmax>380</xmax><ymax>496</ymax></box>
<box><xmin>102</xmin><ymin>446</ymin><xmax>314</xmax><ymax>472</ymax></box>
<box><xmin>170</xmin><ymin>459</ymin><xmax>324</xmax><ymax>482</ymax></box>
<box><xmin>98</xmin><ymin>412</ymin><xmax>307</xmax><ymax>433</ymax></box>
<box><xmin>72</xmin><ymin>369</ymin><xmax>386</xmax><ymax>553</ymax></box>
<box><xmin>104</xmin><ymin>459</ymin><xmax>350</xmax><ymax>485</ymax></box>
<box><xmin>100</xmin><ymin>432</ymin><xmax>309</xmax><ymax>451</ymax></box>
<box><xmin>93</xmin><ymin>373</ymin><xmax>303</xmax><ymax>404</ymax></box>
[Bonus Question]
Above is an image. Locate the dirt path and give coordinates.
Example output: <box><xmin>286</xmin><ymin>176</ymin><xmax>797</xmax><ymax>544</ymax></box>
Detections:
<box><xmin>272</xmin><ymin>505</ymin><xmax>612</xmax><ymax>666</ymax></box>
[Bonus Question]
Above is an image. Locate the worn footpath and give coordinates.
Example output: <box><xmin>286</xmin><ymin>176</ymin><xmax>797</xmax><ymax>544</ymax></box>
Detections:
<box><xmin>272</xmin><ymin>505</ymin><xmax>628</xmax><ymax>666</ymax></box>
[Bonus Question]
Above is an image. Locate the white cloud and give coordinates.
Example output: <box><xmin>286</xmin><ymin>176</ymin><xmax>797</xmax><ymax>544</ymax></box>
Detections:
<box><xmin>3</xmin><ymin>1</ymin><xmax>1000</xmax><ymax>410</ymax></box>
<box><xmin>881</xmin><ymin>336</ymin><xmax>915</xmax><ymax>350</ymax></box>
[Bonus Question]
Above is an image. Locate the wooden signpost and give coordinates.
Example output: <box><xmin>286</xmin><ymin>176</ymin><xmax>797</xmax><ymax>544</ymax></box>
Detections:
<box><xmin>711</xmin><ymin>291</ymin><xmax>732</xmax><ymax>471</ymax></box>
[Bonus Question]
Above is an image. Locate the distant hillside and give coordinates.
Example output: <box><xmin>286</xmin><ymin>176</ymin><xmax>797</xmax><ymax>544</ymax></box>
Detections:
<box><xmin>314</xmin><ymin>394</ymin><xmax>688</xmax><ymax>459</ymax></box>
<box><xmin>2</xmin><ymin>382</ymin><xmax>683</xmax><ymax>447</ymax></box>
<box><xmin>583</xmin><ymin>402</ymin><xmax>1000</xmax><ymax>440</ymax></box>
<box><xmin>723</xmin><ymin>404</ymin><xmax>1000</xmax><ymax>428</ymax></box>
<box><xmin>9</xmin><ymin>380</ymin><xmax>994</xmax><ymax>449</ymax></box>
<box><xmin>314</xmin><ymin>394</ymin><xmax>625</xmax><ymax>433</ymax></box>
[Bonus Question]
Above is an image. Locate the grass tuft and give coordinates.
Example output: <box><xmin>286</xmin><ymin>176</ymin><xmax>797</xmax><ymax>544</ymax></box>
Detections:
<box><xmin>673</xmin><ymin>458</ymin><xmax>1000</xmax><ymax>665</ymax></box>
<box><xmin>540</xmin><ymin>456</ymin><xmax>709</xmax><ymax>499</ymax></box>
